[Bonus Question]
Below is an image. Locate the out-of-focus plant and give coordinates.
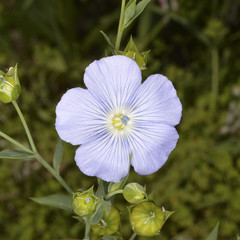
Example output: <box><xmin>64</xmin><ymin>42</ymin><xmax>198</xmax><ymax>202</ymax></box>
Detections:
<box><xmin>0</xmin><ymin>0</ymin><xmax>239</xmax><ymax>239</ymax></box>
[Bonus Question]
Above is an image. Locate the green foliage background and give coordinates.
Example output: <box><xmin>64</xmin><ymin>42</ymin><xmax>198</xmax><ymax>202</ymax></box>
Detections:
<box><xmin>0</xmin><ymin>0</ymin><xmax>240</xmax><ymax>239</ymax></box>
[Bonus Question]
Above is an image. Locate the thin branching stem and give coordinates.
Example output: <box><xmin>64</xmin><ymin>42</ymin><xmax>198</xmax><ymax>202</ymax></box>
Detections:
<box><xmin>115</xmin><ymin>0</ymin><xmax>126</xmax><ymax>50</ymax></box>
<box><xmin>12</xmin><ymin>100</ymin><xmax>37</xmax><ymax>153</ymax></box>
<box><xmin>0</xmin><ymin>130</ymin><xmax>33</xmax><ymax>154</ymax></box>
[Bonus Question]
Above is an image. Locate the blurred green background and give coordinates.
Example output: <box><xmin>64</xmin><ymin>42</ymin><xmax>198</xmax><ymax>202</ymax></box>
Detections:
<box><xmin>0</xmin><ymin>0</ymin><xmax>240</xmax><ymax>239</ymax></box>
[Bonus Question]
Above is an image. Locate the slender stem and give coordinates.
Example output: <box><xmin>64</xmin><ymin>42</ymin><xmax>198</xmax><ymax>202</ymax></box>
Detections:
<box><xmin>35</xmin><ymin>153</ymin><xmax>72</xmax><ymax>194</ymax></box>
<box><xmin>105</xmin><ymin>189</ymin><xmax>123</xmax><ymax>199</ymax></box>
<box><xmin>83</xmin><ymin>217</ymin><xmax>91</xmax><ymax>240</ymax></box>
<box><xmin>12</xmin><ymin>100</ymin><xmax>37</xmax><ymax>153</ymax></box>
<box><xmin>0</xmin><ymin>131</ymin><xmax>33</xmax><ymax>154</ymax></box>
<box><xmin>211</xmin><ymin>46</ymin><xmax>219</xmax><ymax>111</ymax></box>
<box><xmin>129</xmin><ymin>232</ymin><xmax>137</xmax><ymax>240</ymax></box>
<box><xmin>115</xmin><ymin>0</ymin><xmax>126</xmax><ymax>50</ymax></box>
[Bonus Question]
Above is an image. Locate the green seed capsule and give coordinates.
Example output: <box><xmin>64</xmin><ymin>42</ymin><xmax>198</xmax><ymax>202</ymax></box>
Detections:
<box><xmin>123</xmin><ymin>183</ymin><xmax>145</xmax><ymax>204</ymax></box>
<box><xmin>72</xmin><ymin>191</ymin><xmax>99</xmax><ymax>217</ymax></box>
<box><xmin>0</xmin><ymin>64</ymin><xmax>21</xmax><ymax>103</ymax></box>
<box><xmin>91</xmin><ymin>206</ymin><xmax>120</xmax><ymax>236</ymax></box>
<box><xmin>130</xmin><ymin>202</ymin><xmax>164</xmax><ymax>237</ymax></box>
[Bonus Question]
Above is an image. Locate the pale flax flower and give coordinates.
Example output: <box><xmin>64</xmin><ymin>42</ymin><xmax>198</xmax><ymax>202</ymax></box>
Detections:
<box><xmin>55</xmin><ymin>56</ymin><xmax>182</xmax><ymax>182</ymax></box>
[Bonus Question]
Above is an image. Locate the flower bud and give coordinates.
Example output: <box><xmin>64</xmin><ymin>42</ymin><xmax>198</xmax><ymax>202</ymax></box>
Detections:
<box><xmin>72</xmin><ymin>188</ymin><xmax>100</xmax><ymax>217</ymax></box>
<box><xmin>130</xmin><ymin>202</ymin><xmax>164</xmax><ymax>237</ymax></box>
<box><xmin>91</xmin><ymin>206</ymin><xmax>120</xmax><ymax>236</ymax></box>
<box><xmin>0</xmin><ymin>64</ymin><xmax>21</xmax><ymax>103</ymax></box>
<box><xmin>123</xmin><ymin>183</ymin><xmax>145</xmax><ymax>204</ymax></box>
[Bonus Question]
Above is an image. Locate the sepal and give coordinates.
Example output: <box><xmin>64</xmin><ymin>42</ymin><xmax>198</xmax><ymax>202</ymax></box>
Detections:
<box><xmin>115</xmin><ymin>37</ymin><xmax>150</xmax><ymax>70</ymax></box>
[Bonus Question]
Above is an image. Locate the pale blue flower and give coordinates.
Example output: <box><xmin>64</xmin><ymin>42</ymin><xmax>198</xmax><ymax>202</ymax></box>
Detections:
<box><xmin>55</xmin><ymin>56</ymin><xmax>182</xmax><ymax>182</ymax></box>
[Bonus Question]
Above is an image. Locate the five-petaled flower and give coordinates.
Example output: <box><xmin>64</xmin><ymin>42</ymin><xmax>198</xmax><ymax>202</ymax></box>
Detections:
<box><xmin>55</xmin><ymin>56</ymin><xmax>182</xmax><ymax>182</ymax></box>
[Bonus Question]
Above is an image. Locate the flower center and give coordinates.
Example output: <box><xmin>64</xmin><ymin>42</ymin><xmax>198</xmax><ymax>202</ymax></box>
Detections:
<box><xmin>112</xmin><ymin>114</ymin><xmax>130</xmax><ymax>130</ymax></box>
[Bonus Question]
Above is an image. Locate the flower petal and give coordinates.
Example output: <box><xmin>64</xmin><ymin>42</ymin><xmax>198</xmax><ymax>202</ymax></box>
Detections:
<box><xmin>75</xmin><ymin>134</ymin><xmax>131</xmax><ymax>182</ymax></box>
<box><xmin>84</xmin><ymin>55</ymin><xmax>142</xmax><ymax>111</ymax></box>
<box><xmin>129</xmin><ymin>74</ymin><xmax>182</xmax><ymax>126</ymax></box>
<box><xmin>128</xmin><ymin>124</ymin><xmax>179</xmax><ymax>175</ymax></box>
<box><xmin>55</xmin><ymin>88</ymin><xmax>108</xmax><ymax>145</ymax></box>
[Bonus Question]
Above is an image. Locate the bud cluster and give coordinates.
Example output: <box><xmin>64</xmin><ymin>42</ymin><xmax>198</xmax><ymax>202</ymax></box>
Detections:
<box><xmin>0</xmin><ymin>64</ymin><xmax>21</xmax><ymax>103</ymax></box>
<box><xmin>72</xmin><ymin>181</ymin><xmax>172</xmax><ymax>238</ymax></box>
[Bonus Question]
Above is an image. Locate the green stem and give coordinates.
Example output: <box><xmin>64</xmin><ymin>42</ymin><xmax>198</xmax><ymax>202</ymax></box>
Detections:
<box><xmin>129</xmin><ymin>232</ymin><xmax>137</xmax><ymax>240</ymax></box>
<box><xmin>211</xmin><ymin>46</ymin><xmax>219</xmax><ymax>111</ymax></box>
<box><xmin>35</xmin><ymin>153</ymin><xmax>72</xmax><ymax>194</ymax></box>
<box><xmin>105</xmin><ymin>189</ymin><xmax>123</xmax><ymax>199</ymax></box>
<box><xmin>115</xmin><ymin>0</ymin><xmax>126</xmax><ymax>50</ymax></box>
<box><xmin>12</xmin><ymin>100</ymin><xmax>37</xmax><ymax>153</ymax></box>
<box><xmin>83</xmin><ymin>217</ymin><xmax>91</xmax><ymax>240</ymax></box>
<box><xmin>0</xmin><ymin>131</ymin><xmax>33</xmax><ymax>154</ymax></box>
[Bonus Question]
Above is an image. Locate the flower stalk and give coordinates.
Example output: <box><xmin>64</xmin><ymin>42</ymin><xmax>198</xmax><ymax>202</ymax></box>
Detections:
<box><xmin>12</xmin><ymin>100</ymin><xmax>37</xmax><ymax>153</ymax></box>
<box><xmin>83</xmin><ymin>217</ymin><xmax>91</xmax><ymax>240</ymax></box>
<box><xmin>105</xmin><ymin>189</ymin><xmax>123</xmax><ymax>199</ymax></box>
<box><xmin>0</xmin><ymin>130</ymin><xmax>33</xmax><ymax>154</ymax></box>
<box><xmin>129</xmin><ymin>232</ymin><xmax>137</xmax><ymax>240</ymax></box>
<box><xmin>115</xmin><ymin>0</ymin><xmax>126</xmax><ymax>50</ymax></box>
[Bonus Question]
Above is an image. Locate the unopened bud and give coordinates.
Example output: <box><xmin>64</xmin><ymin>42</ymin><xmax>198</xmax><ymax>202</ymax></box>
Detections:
<box><xmin>72</xmin><ymin>188</ymin><xmax>100</xmax><ymax>217</ymax></box>
<box><xmin>123</xmin><ymin>183</ymin><xmax>145</xmax><ymax>204</ymax></box>
<box><xmin>130</xmin><ymin>201</ymin><xmax>164</xmax><ymax>237</ymax></box>
<box><xmin>0</xmin><ymin>64</ymin><xmax>21</xmax><ymax>103</ymax></box>
<box><xmin>91</xmin><ymin>206</ymin><xmax>120</xmax><ymax>236</ymax></box>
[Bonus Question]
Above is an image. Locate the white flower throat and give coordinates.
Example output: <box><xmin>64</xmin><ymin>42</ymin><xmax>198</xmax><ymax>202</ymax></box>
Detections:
<box><xmin>107</xmin><ymin>109</ymin><xmax>133</xmax><ymax>137</ymax></box>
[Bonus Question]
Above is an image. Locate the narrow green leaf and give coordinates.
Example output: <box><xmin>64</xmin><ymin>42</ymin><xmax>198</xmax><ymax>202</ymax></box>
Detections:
<box><xmin>102</xmin><ymin>200</ymin><xmax>112</xmax><ymax>215</ymax></box>
<box><xmin>96</xmin><ymin>178</ymin><xmax>106</xmax><ymax>198</ymax></box>
<box><xmin>53</xmin><ymin>138</ymin><xmax>63</xmax><ymax>174</ymax></box>
<box><xmin>124</xmin><ymin>0</ymin><xmax>151</xmax><ymax>29</ymax></box>
<box><xmin>90</xmin><ymin>202</ymin><xmax>104</xmax><ymax>224</ymax></box>
<box><xmin>126</xmin><ymin>0</ymin><xmax>136</xmax><ymax>8</ymax></box>
<box><xmin>124</xmin><ymin>0</ymin><xmax>136</xmax><ymax>27</ymax></box>
<box><xmin>206</xmin><ymin>222</ymin><xmax>219</xmax><ymax>240</ymax></box>
<box><xmin>100</xmin><ymin>31</ymin><xmax>115</xmax><ymax>53</ymax></box>
<box><xmin>30</xmin><ymin>194</ymin><xmax>72</xmax><ymax>212</ymax></box>
<box><xmin>0</xmin><ymin>149</ymin><xmax>34</xmax><ymax>159</ymax></box>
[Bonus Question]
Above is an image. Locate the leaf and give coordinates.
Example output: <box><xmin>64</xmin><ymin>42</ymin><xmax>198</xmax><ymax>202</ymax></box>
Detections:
<box><xmin>206</xmin><ymin>222</ymin><xmax>219</xmax><ymax>240</ymax></box>
<box><xmin>100</xmin><ymin>31</ymin><xmax>115</xmax><ymax>53</ymax></box>
<box><xmin>53</xmin><ymin>138</ymin><xmax>63</xmax><ymax>174</ymax></box>
<box><xmin>96</xmin><ymin>178</ymin><xmax>106</xmax><ymax>198</ymax></box>
<box><xmin>124</xmin><ymin>0</ymin><xmax>151</xmax><ymax>29</ymax></box>
<box><xmin>125</xmin><ymin>0</ymin><xmax>136</xmax><ymax>8</ymax></box>
<box><xmin>30</xmin><ymin>194</ymin><xmax>72</xmax><ymax>212</ymax></box>
<box><xmin>124</xmin><ymin>0</ymin><xmax>136</xmax><ymax>27</ymax></box>
<box><xmin>0</xmin><ymin>149</ymin><xmax>35</xmax><ymax>160</ymax></box>
<box><xmin>90</xmin><ymin>202</ymin><xmax>104</xmax><ymax>224</ymax></box>
<box><xmin>102</xmin><ymin>199</ymin><xmax>112</xmax><ymax>215</ymax></box>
